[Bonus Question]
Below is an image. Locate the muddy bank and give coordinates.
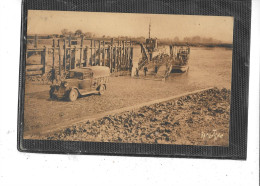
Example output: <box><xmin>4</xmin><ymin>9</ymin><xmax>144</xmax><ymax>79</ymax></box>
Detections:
<box><xmin>41</xmin><ymin>88</ymin><xmax>230</xmax><ymax>146</ymax></box>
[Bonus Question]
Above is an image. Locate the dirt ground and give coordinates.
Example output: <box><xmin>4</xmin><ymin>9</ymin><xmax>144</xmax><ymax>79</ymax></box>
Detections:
<box><xmin>24</xmin><ymin>75</ymin><xmax>207</xmax><ymax>135</ymax></box>
<box><xmin>36</xmin><ymin>88</ymin><xmax>230</xmax><ymax>146</ymax></box>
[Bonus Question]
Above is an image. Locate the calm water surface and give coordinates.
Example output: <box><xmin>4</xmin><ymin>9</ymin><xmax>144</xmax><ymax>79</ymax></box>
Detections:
<box><xmin>132</xmin><ymin>46</ymin><xmax>233</xmax><ymax>89</ymax></box>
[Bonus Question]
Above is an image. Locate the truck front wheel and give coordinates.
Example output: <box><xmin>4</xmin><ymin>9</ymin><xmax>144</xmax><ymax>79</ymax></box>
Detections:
<box><xmin>68</xmin><ymin>89</ymin><xmax>78</xmax><ymax>101</ymax></box>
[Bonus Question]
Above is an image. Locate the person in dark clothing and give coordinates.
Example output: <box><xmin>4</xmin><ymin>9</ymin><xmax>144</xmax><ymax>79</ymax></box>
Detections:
<box><xmin>135</xmin><ymin>68</ymin><xmax>139</xmax><ymax>77</ymax></box>
<box><xmin>154</xmin><ymin>65</ymin><xmax>158</xmax><ymax>73</ymax></box>
<box><xmin>144</xmin><ymin>66</ymin><xmax>148</xmax><ymax>76</ymax></box>
<box><xmin>50</xmin><ymin>68</ymin><xmax>56</xmax><ymax>84</ymax></box>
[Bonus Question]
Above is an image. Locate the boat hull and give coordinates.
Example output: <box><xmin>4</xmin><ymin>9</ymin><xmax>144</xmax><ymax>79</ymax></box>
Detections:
<box><xmin>171</xmin><ymin>65</ymin><xmax>189</xmax><ymax>73</ymax></box>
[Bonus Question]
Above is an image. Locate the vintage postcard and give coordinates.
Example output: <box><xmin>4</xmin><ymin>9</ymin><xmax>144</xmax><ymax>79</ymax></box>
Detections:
<box><xmin>22</xmin><ymin>10</ymin><xmax>234</xmax><ymax>147</ymax></box>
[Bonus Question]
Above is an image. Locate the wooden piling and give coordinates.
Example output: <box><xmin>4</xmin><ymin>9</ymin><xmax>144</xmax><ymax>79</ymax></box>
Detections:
<box><xmin>125</xmin><ymin>47</ymin><xmax>128</xmax><ymax>71</ymax></box>
<box><xmin>69</xmin><ymin>37</ymin><xmax>71</xmax><ymax>70</ymax></box>
<box><xmin>86</xmin><ymin>46</ymin><xmax>88</xmax><ymax>66</ymax></box>
<box><xmin>74</xmin><ymin>46</ymin><xmax>77</xmax><ymax>69</ymax></box>
<box><xmin>130</xmin><ymin>46</ymin><xmax>133</xmax><ymax>71</ymax></box>
<box><xmin>42</xmin><ymin>46</ymin><xmax>47</xmax><ymax>74</ymax></box>
<box><xmin>108</xmin><ymin>45</ymin><xmax>111</xmax><ymax>70</ymax></box>
<box><xmin>80</xmin><ymin>36</ymin><xmax>83</xmax><ymax>68</ymax></box>
<box><xmin>115</xmin><ymin>46</ymin><xmax>117</xmax><ymax>72</ymax></box>
<box><xmin>98</xmin><ymin>40</ymin><xmax>101</xmax><ymax>66</ymax></box>
<box><xmin>63</xmin><ymin>39</ymin><xmax>66</xmax><ymax>72</ymax></box>
<box><xmin>102</xmin><ymin>41</ymin><xmax>105</xmax><ymax>66</ymax></box>
<box><xmin>52</xmin><ymin>39</ymin><xmax>55</xmax><ymax>70</ymax></box>
<box><xmin>91</xmin><ymin>39</ymin><xmax>93</xmax><ymax>66</ymax></box>
<box><xmin>122</xmin><ymin>41</ymin><xmax>125</xmax><ymax>68</ymax></box>
<box><xmin>58</xmin><ymin>39</ymin><xmax>61</xmax><ymax>75</ymax></box>
<box><xmin>34</xmin><ymin>34</ymin><xmax>38</xmax><ymax>48</ymax></box>
<box><xmin>110</xmin><ymin>38</ymin><xmax>114</xmax><ymax>72</ymax></box>
<box><xmin>94</xmin><ymin>40</ymin><xmax>96</xmax><ymax>66</ymax></box>
<box><xmin>51</xmin><ymin>39</ymin><xmax>56</xmax><ymax>84</ymax></box>
<box><xmin>119</xmin><ymin>41</ymin><xmax>122</xmax><ymax>70</ymax></box>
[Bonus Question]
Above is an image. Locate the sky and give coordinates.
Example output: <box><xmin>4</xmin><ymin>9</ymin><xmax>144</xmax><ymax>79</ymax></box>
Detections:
<box><xmin>27</xmin><ymin>10</ymin><xmax>234</xmax><ymax>43</ymax></box>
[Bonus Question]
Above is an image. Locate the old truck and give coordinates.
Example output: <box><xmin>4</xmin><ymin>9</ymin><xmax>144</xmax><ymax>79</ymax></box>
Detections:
<box><xmin>49</xmin><ymin>66</ymin><xmax>110</xmax><ymax>101</ymax></box>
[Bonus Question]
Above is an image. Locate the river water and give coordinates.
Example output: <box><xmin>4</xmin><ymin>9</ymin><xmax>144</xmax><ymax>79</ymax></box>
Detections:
<box><xmin>132</xmin><ymin>46</ymin><xmax>233</xmax><ymax>89</ymax></box>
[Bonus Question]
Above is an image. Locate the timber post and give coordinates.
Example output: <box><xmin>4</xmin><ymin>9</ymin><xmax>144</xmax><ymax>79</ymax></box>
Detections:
<box><xmin>58</xmin><ymin>39</ymin><xmax>61</xmax><ymax>75</ymax></box>
<box><xmin>98</xmin><ymin>40</ymin><xmax>101</xmax><ymax>66</ymax></box>
<box><xmin>108</xmin><ymin>45</ymin><xmax>111</xmax><ymax>70</ymax></box>
<box><xmin>170</xmin><ymin>45</ymin><xmax>173</xmax><ymax>57</ymax></box>
<box><xmin>110</xmin><ymin>38</ymin><xmax>114</xmax><ymax>72</ymax></box>
<box><xmin>130</xmin><ymin>46</ymin><xmax>133</xmax><ymax>71</ymax></box>
<box><xmin>85</xmin><ymin>46</ymin><xmax>88</xmax><ymax>67</ymax></box>
<box><xmin>115</xmin><ymin>45</ymin><xmax>118</xmax><ymax>72</ymax></box>
<box><xmin>52</xmin><ymin>39</ymin><xmax>55</xmax><ymax>70</ymax></box>
<box><xmin>94</xmin><ymin>40</ymin><xmax>96</xmax><ymax>66</ymax></box>
<box><xmin>63</xmin><ymin>39</ymin><xmax>66</xmax><ymax>72</ymax></box>
<box><xmin>91</xmin><ymin>39</ymin><xmax>93</xmax><ymax>66</ymax></box>
<box><xmin>34</xmin><ymin>34</ymin><xmax>38</xmax><ymax>48</ymax></box>
<box><xmin>42</xmin><ymin>46</ymin><xmax>47</xmax><ymax>74</ymax></box>
<box><xmin>69</xmin><ymin>35</ymin><xmax>71</xmax><ymax>70</ymax></box>
<box><xmin>52</xmin><ymin>39</ymin><xmax>56</xmax><ymax>84</ymax></box>
<box><xmin>74</xmin><ymin>45</ymin><xmax>77</xmax><ymax>69</ymax></box>
<box><xmin>123</xmin><ymin>41</ymin><xmax>125</xmax><ymax>69</ymax></box>
<box><xmin>80</xmin><ymin>35</ymin><xmax>83</xmax><ymax>68</ymax></box>
<box><xmin>119</xmin><ymin>41</ymin><xmax>122</xmax><ymax>70</ymax></box>
<box><xmin>102</xmin><ymin>41</ymin><xmax>105</xmax><ymax>66</ymax></box>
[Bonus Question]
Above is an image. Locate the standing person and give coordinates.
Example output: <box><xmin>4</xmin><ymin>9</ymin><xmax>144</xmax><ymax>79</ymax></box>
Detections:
<box><xmin>50</xmin><ymin>68</ymin><xmax>56</xmax><ymax>84</ymax></box>
<box><xmin>144</xmin><ymin>66</ymin><xmax>148</xmax><ymax>76</ymax></box>
<box><xmin>155</xmin><ymin>65</ymin><xmax>158</xmax><ymax>73</ymax></box>
<box><xmin>135</xmin><ymin>68</ymin><xmax>139</xmax><ymax>77</ymax></box>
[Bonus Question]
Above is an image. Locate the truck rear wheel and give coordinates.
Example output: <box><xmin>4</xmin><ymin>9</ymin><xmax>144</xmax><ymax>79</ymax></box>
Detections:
<box><xmin>69</xmin><ymin>89</ymin><xmax>78</xmax><ymax>101</ymax></box>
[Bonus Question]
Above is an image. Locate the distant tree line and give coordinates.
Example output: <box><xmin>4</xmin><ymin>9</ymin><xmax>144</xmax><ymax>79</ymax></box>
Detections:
<box><xmin>60</xmin><ymin>29</ymin><xmax>147</xmax><ymax>42</ymax></box>
<box><xmin>159</xmin><ymin>36</ymin><xmax>227</xmax><ymax>45</ymax></box>
<box><xmin>28</xmin><ymin>29</ymin><xmax>231</xmax><ymax>48</ymax></box>
<box><xmin>61</xmin><ymin>29</ymin><xmax>96</xmax><ymax>38</ymax></box>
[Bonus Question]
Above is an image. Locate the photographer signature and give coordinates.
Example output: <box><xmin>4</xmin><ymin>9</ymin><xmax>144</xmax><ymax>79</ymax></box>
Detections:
<box><xmin>201</xmin><ymin>130</ymin><xmax>224</xmax><ymax>141</ymax></box>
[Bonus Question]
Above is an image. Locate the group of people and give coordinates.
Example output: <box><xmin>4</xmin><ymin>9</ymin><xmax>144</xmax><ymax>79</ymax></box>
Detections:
<box><xmin>135</xmin><ymin>66</ymin><xmax>149</xmax><ymax>77</ymax></box>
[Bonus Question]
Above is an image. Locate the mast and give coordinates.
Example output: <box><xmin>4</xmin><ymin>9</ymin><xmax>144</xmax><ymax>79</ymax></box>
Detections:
<box><xmin>148</xmin><ymin>20</ymin><xmax>151</xmax><ymax>39</ymax></box>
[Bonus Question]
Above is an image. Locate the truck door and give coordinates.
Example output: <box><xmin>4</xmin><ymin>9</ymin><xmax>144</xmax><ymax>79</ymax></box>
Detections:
<box><xmin>78</xmin><ymin>71</ymin><xmax>93</xmax><ymax>91</ymax></box>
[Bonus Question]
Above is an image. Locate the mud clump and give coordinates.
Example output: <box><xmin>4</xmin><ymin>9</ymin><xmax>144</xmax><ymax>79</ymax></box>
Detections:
<box><xmin>45</xmin><ymin>88</ymin><xmax>230</xmax><ymax>146</ymax></box>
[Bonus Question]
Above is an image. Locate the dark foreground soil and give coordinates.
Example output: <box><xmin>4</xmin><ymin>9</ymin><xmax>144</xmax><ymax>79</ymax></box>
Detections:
<box><xmin>43</xmin><ymin>88</ymin><xmax>230</xmax><ymax>146</ymax></box>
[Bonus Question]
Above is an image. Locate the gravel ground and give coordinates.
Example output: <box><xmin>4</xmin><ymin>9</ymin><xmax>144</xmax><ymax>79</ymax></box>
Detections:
<box><xmin>42</xmin><ymin>88</ymin><xmax>230</xmax><ymax>146</ymax></box>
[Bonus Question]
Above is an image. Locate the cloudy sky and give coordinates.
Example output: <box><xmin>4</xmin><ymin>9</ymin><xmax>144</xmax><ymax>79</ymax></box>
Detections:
<box><xmin>27</xmin><ymin>10</ymin><xmax>234</xmax><ymax>43</ymax></box>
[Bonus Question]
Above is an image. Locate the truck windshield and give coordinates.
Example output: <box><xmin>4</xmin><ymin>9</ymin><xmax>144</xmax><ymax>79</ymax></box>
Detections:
<box><xmin>69</xmin><ymin>71</ymin><xmax>83</xmax><ymax>80</ymax></box>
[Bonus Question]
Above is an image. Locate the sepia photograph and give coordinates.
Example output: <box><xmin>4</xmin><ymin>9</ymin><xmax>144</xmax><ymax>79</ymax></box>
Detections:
<box><xmin>23</xmin><ymin>10</ymin><xmax>234</xmax><ymax>146</ymax></box>
<box><xmin>0</xmin><ymin>0</ymin><xmax>258</xmax><ymax>185</ymax></box>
